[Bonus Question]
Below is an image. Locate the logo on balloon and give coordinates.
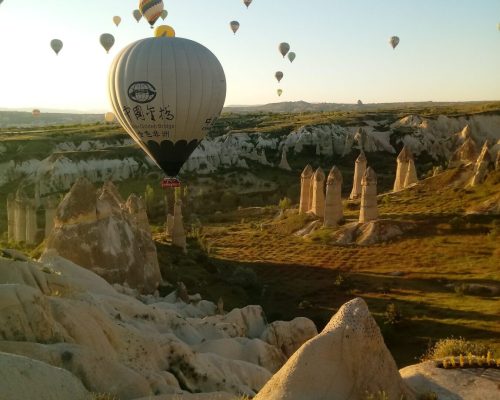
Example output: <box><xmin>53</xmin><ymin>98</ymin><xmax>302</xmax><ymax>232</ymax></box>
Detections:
<box><xmin>128</xmin><ymin>81</ymin><xmax>157</xmax><ymax>104</ymax></box>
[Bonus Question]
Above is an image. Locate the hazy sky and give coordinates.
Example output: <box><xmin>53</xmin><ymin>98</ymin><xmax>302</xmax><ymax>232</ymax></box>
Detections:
<box><xmin>0</xmin><ymin>0</ymin><xmax>499</xmax><ymax>112</ymax></box>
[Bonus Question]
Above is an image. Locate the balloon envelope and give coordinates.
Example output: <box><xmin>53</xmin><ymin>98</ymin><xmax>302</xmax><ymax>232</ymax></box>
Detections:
<box><xmin>104</xmin><ymin>112</ymin><xmax>115</xmax><ymax>122</ymax></box>
<box><xmin>287</xmin><ymin>52</ymin><xmax>296</xmax><ymax>63</ymax></box>
<box><xmin>113</xmin><ymin>16</ymin><xmax>121</xmax><ymax>26</ymax></box>
<box><xmin>230</xmin><ymin>21</ymin><xmax>240</xmax><ymax>34</ymax></box>
<box><xmin>108</xmin><ymin>37</ymin><xmax>226</xmax><ymax>177</ymax></box>
<box><xmin>279</xmin><ymin>42</ymin><xmax>290</xmax><ymax>58</ymax></box>
<box><xmin>243</xmin><ymin>0</ymin><xmax>252</xmax><ymax>8</ymax></box>
<box><xmin>32</xmin><ymin>109</ymin><xmax>41</xmax><ymax>117</ymax></box>
<box><xmin>50</xmin><ymin>39</ymin><xmax>63</xmax><ymax>55</ymax></box>
<box><xmin>497</xmin><ymin>23</ymin><xmax>500</xmax><ymax>31</ymax></box>
<box><xmin>277</xmin><ymin>89</ymin><xmax>283</xmax><ymax>97</ymax></box>
<box><xmin>133</xmin><ymin>9</ymin><xmax>142</xmax><ymax>22</ymax></box>
<box><xmin>389</xmin><ymin>36</ymin><xmax>400</xmax><ymax>49</ymax></box>
<box><xmin>100</xmin><ymin>33</ymin><xmax>115</xmax><ymax>53</ymax></box>
<box><xmin>154</xmin><ymin>25</ymin><xmax>175</xmax><ymax>38</ymax></box>
<box><xmin>160</xmin><ymin>10</ymin><xmax>168</xmax><ymax>20</ymax></box>
<box><xmin>275</xmin><ymin>71</ymin><xmax>283</xmax><ymax>83</ymax></box>
<box><xmin>139</xmin><ymin>0</ymin><xmax>164</xmax><ymax>27</ymax></box>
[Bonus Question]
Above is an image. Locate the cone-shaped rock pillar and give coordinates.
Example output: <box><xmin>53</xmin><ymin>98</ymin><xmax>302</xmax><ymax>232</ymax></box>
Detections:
<box><xmin>172</xmin><ymin>201</ymin><xmax>186</xmax><ymax>252</ymax></box>
<box><xmin>450</xmin><ymin>137</ymin><xmax>478</xmax><ymax>167</ymax></box>
<box><xmin>310</xmin><ymin>168</ymin><xmax>326</xmax><ymax>218</ymax></box>
<box><xmin>470</xmin><ymin>141</ymin><xmax>492</xmax><ymax>187</ymax></box>
<box><xmin>278</xmin><ymin>147</ymin><xmax>292</xmax><ymax>171</ymax></box>
<box><xmin>25</xmin><ymin>199</ymin><xmax>38</xmax><ymax>245</ymax></box>
<box><xmin>324</xmin><ymin>166</ymin><xmax>343</xmax><ymax>227</ymax></box>
<box><xmin>350</xmin><ymin>151</ymin><xmax>367</xmax><ymax>200</ymax></box>
<box><xmin>299</xmin><ymin>165</ymin><xmax>314</xmax><ymax>214</ymax></box>
<box><xmin>393</xmin><ymin>145</ymin><xmax>412</xmax><ymax>192</ymax></box>
<box><xmin>359</xmin><ymin>167</ymin><xmax>378</xmax><ymax>223</ymax></box>
<box><xmin>7</xmin><ymin>194</ymin><xmax>15</xmax><ymax>242</ymax></box>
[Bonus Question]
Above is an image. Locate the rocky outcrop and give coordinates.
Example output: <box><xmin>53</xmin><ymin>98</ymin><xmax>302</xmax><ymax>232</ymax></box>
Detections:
<box><xmin>332</xmin><ymin>220</ymin><xmax>416</xmax><ymax>245</ymax></box>
<box><xmin>450</xmin><ymin>137</ymin><xmax>478</xmax><ymax>167</ymax></box>
<box><xmin>278</xmin><ymin>147</ymin><xmax>292</xmax><ymax>171</ymax></box>
<box><xmin>310</xmin><ymin>168</ymin><xmax>325</xmax><ymax>218</ymax></box>
<box><xmin>359</xmin><ymin>167</ymin><xmax>378</xmax><ymax>223</ymax></box>
<box><xmin>0</xmin><ymin>252</ymin><xmax>319</xmax><ymax>399</ymax></box>
<box><xmin>394</xmin><ymin>145</ymin><xmax>417</xmax><ymax>191</ymax></box>
<box><xmin>470</xmin><ymin>141</ymin><xmax>492</xmax><ymax>187</ymax></box>
<box><xmin>401</xmin><ymin>361</ymin><xmax>499</xmax><ymax>400</ymax></box>
<box><xmin>254</xmin><ymin>298</ymin><xmax>414</xmax><ymax>400</ymax></box>
<box><xmin>350</xmin><ymin>151</ymin><xmax>367</xmax><ymax>199</ymax></box>
<box><xmin>299</xmin><ymin>165</ymin><xmax>314</xmax><ymax>214</ymax></box>
<box><xmin>172</xmin><ymin>200</ymin><xmax>187</xmax><ymax>251</ymax></box>
<box><xmin>324</xmin><ymin>166</ymin><xmax>343</xmax><ymax>227</ymax></box>
<box><xmin>44</xmin><ymin>178</ymin><xmax>161</xmax><ymax>294</ymax></box>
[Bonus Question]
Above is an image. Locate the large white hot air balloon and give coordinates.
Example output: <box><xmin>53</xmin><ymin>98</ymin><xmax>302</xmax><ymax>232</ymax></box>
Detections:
<box><xmin>108</xmin><ymin>37</ymin><xmax>226</xmax><ymax>180</ymax></box>
<box><xmin>389</xmin><ymin>36</ymin><xmax>400</xmax><ymax>49</ymax></box>
<box><xmin>50</xmin><ymin>39</ymin><xmax>63</xmax><ymax>55</ymax></box>
<box><xmin>100</xmin><ymin>33</ymin><xmax>115</xmax><ymax>54</ymax></box>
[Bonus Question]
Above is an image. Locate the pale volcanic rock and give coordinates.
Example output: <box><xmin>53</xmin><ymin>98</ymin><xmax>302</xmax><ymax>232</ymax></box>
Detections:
<box><xmin>278</xmin><ymin>147</ymin><xmax>292</xmax><ymax>171</ymax></box>
<box><xmin>394</xmin><ymin>145</ymin><xmax>413</xmax><ymax>191</ymax></box>
<box><xmin>332</xmin><ymin>220</ymin><xmax>416</xmax><ymax>246</ymax></box>
<box><xmin>349</xmin><ymin>151</ymin><xmax>367</xmax><ymax>199</ymax></box>
<box><xmin>299</xmin><ymin>165</ymin><xmax>314</xmax><ymax>214</ymax></box>
<box><xmin>359</xmin><ymin>167</ymin><xmax>378</xmax><ymax>223</ymax></box>
<box><xmin>404</xmin><ymin>158</ymin><xmax>418</xmax><ymax>188</ymax></box>
<box><xmin>401</xmin><ymin>361</ymin><xmax>499</xmax><ymax>400</ymax></box>
<box><xmin>44</xmin><ymin>179</ymin><xmax>161</xmax><ymax>294</ymax></box>
<box><xmin>310</xmin><ymin>168</ymin><xmax>325</xmax><ymax>218</ymax></box>
<box><xmin>172</xmin><ymin>201</ymin><xmax>187</xmax><ymax>251</ymax></box>
<box><xmin>254</xmin><ymin>298</ymin><xmax>414</xmax><ymax>400</ymax></box>
<box><xmin>470</xmin><ymin>141</ymin><xmax>492</xmax><ymax>187</ymax></box>
<box><xmin>450</xmin><ymin>137</ymin><xmax>479</xmax><ymax>167</ymax></box>
<box><xmin>260</xmin><ymin>317</ymin><xmax>318</xmax><ymax>358</ymax></box>
<box><xmin>323</xmin><ymin>166</ymin><xmax>343</xmax><ymax>227</ymax></box>
<box><xmin>0</xmin><ymin>352</ymin><xmax>90</xmax><ymax>400</ymax></box>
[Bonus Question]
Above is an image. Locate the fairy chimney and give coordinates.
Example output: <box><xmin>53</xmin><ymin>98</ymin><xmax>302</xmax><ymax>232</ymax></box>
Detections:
<box><xmin>126</xmin><ymin>194</ymin><xmax>151</xmax><ymax>234</ymax></box>
<box><xmin>14</xmin><ymin>191</ymin><xmax>28</xmax><ymax>242</ymax></box>
<box><xmin>324</xmin><ymin>166</ymin><xmax>343</xmax><ymax>228</ymax></box>
<box><xmin>354</xmin><ymin>128</ymin><xmax>367</xmax><ymax>151</ymax></box>
<box><xmin>470</xmin><ymin>141</ymin><xmax>492</xmax><ymax>187</ymax></box>
<box><xmin>279</xmin><ymin>147</ymin><xmax>292</xmax><ymax>171</ymax></box>
<box><xmin>172</xmin><ymin>200</ymin><xmax>187</xmax><ymax>252</ymax></box>
<box><xmin>7</xmin><ymin>194</ymin><xmax>15</xmax><ymax>242</ymax></box>
<box><xmin>404</xmin><ymin>157</ymin><xmax>418</xmax><ymax>188</ymax></box>
<box><xmin>44</xmin><ymin>196</ymin><xmax>59</xmax><ymax>238</ymax></box>
<box><xmin>359</xmin><ymin>167</ymin><xmax>378</xmax><ymax>223</ymax></box>
<box><xmin>310</xmin><ymin>168</ymin><xmax>326</xmax><ymax>218</ymax></box>
<box><xmin>450</xmin><ymin>137</ymin><xmax>478</xmax><ymax>167</ymax></box>
<box><xmin>349</xmin><ymin>151</ymin><xmax>367</xmax><ymax>200</ymax></box>
<box><xmin>393</xmin><ymin>146</ymin><xmax>411</xmax><ymax>192</ymax></box>
<box><xmin>25</xmin><ymin>199</ymin><xmax>38</xmax><ymax>245</ymax></box>
<box><xmin>299</xmin><ymin>165</ymin><xmax>314</xmax><ymax>214</ymax></box>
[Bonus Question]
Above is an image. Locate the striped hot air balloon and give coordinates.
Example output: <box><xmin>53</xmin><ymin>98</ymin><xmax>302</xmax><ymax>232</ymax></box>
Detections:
<box><xmin>139</xmin><ymin>0</ymin><xmax>164</xmax><ymax>28</ymax></box>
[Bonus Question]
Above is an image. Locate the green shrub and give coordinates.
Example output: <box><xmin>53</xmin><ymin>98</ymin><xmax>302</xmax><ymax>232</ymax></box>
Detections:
<box><xmin>422</xmin><ymin>337</ymin><xmax>494</xmax><ymax>360</ymax></box>
<box><xmin>278</xmin><ymin>197</ymin><xmax>292</xmax><ymax>211</ymax></box>
<box><xmin>384</xmin><ymin>303</ymin><xmax>403</xmax><ymax>325</ymax></box>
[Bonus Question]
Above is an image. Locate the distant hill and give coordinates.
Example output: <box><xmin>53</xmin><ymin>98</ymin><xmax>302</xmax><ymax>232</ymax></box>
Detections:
<box><xmin>0</xmin><ymin>111</ymin><xmax>103</xmax><ymax>128</ymax></box>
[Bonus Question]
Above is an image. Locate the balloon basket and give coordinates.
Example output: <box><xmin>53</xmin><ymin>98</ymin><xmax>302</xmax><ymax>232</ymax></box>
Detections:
<box><xmin>161</xmin><ymin>177</ymin><xmax>181</xmax><ymax>189</ymax></box>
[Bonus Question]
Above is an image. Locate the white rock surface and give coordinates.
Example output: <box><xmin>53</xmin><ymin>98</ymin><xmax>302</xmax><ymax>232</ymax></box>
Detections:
<box><xmin>254</xmin><ymin>298</ymin><xmax>414</xmax><ymax>400</ymax></box>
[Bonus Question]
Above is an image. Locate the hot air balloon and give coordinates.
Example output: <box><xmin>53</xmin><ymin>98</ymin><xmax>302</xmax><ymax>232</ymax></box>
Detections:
<box><xmin>275</xmin><ymin>71</ymin><xmax>283</xmax><ymax>83</ymax></box>
<box><xmin>279</xmin><ymin>42</ymin><xmax>290</xmax><ymax>58</ymax></box>
<box><xmin>32</xmin><ymin>109</ymin><xmax>41</xmax><ymax>117</ymax></box>
<box><xmin>230</xmin><ymin>21</ymin><xmax>240</xmax><ymax>35</ymax></box>
<box><xmin>108</xmin><ymin>37</ymin><xmax>226</xmax><ymax>183</ymax></box>
<box><xmin>104</xmin><ymin>112</ymin><xmax>115</xmax><ymax>122</ymax></box>
<box><xmin>243</xmin><ymin>0</ymin><xmax>252</xmax><ymax>8</ymax></box>
<box><xmin>160</xmin><ymin>10</ymin><xmax>168</xmax><ymax>20</ymax></box>
<box><xmin>277</xmin><ymin>89</ymin><xmax>283</xmax><ymax>97</ymax></box>
<box><xmin>50</xmin><ymin>39</ymin><xmax>63</xmax><ymax>55</ymax></box>
<box><xmin>139</xmin><ymin>0</ymin><xmax>164</xmax><ymax>28</ymax></box>
<box><xmin>100</xmin><ymin>33</ymin><xmax>115</xmax><ymax>54</ymax></box>
<box><xmin>154</xmin><ymin>25</ymin><xmax>175</xmax><ymax>38</ymax></box>
<box><xmin>133</xmin><ymin>9</ymin><xmax>142</xmax><ymax>22</ymax></box>
<box><xmin>497</xmin><ymin>23</ymin><xmax>500</xmax><ymax>31</ymax></box>
<box><xmin>113</xmin><ymin>16</ymin><xmax>121</xmax><ymax>26</ymax></box>
<box><xmin>389</xmin><ymin>36</ymin><xmax>400</xmax><ymax>49</ymax></box>
<box><xmin>288</xmin><ymin>52</ymin><xmax>296</xmax><ymax>63</ymax></box>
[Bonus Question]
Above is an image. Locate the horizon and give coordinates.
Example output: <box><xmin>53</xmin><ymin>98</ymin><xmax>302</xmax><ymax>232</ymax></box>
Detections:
<box><xmin>0</xmin><ymin>0</ymin><xmax>499</xmax><ymax>112</ymax></box>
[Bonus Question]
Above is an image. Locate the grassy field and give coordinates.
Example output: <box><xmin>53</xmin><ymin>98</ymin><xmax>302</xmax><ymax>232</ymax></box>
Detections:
<box><xmin>155</xmin><ymin>168</ymin><xmax>500</xmax><ymax>367</ymax></box>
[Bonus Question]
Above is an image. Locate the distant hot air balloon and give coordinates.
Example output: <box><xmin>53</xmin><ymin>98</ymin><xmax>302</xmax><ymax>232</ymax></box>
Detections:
<box><xmin>279</xmin><ymin>42</ymin><xmax>290</xmax><ymax>58</ymax></box>
<box><xmin>32</xmin><ymin>109</ymin><xmax>41</xmax><ymax>117</ymax></box>
<box><xmin>230</xmin><ymin>21</ymin><xmax>240</xmax><ymax>35</ymax></box>
<box><xmin>243</xmin><ymin>0</ymin><xmax>252</xmax><ymax>8</ymax></box>
<box><xmin>154</xmin><ymin>25</ymin><xmax>175</xmax><ymax>38</ymax></box>
<box><xmin>389</xmin><ymin>36</ymin><xmax>400</xmax><ymax>49</ymax></box>
<box><xmin>275</xmin><ymin>71</ymin><xmax>283</xmax><ymax>83</ymax></box>
<box><xmin>497</xmin><ymin>23</ymin><xmax>500</xmax><ymax>31</ymax></box>
<box><xmin>139</xmin><ymin>0</ymin><xmax>164</xmax><ymax>28</ymax></box>
<box><xmin>133</xmin><ymin>9</ymin><xmax>142</xmax><ymax>22</ymax></box>
<box><xmin>113</xmin><ymin>16</ymin><xmax>121</xmax><ymax>27</ymax></box>
<box><xmin>287</xmin><ymin>52</ymin><xmax>296</xmax><ymax>63</ymax></box>
<box><xmin>160</xmin><ymin>10</ymin><xmax>168</xmax><ymax>20</ymax></box>
<box><xmin>108</xmin><ymin>37</ymin><xmax>226</xmax><ymax>181</ymax></box>
<box><xmin>277</xmin><ymin>89</ymin><xmax>283</xmax><ymax>97</ymax></box>
<box><xmin>50</xmin><ymin>39</ymin><xmax>63</xmax><ymax>55</ymax></box>
<box><xmin>104</xmin><ymin>112</ymin><xmax>115</xmax><ymax>122</ymax></box>
<box><xmin>100</xmin><ymin>33</ymin><xmax>115</xmax><ymax>53</ymax></box>
<box><xmin>357</xmin><ymin>100</ymin><xmax>363</xmax><ymax>106</ymax></box>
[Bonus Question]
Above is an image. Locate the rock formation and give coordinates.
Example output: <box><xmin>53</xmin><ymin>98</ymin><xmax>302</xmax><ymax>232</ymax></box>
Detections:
<box><xmin>25</xmin><ymin>198</ymin><xmax>37</xmax><ymax>245</ymax></box>
<box><xmin>310</xmin><ymin>168</ymin><xmax>325</xmax><ymax>218</ymax></box>
<box><xmin>166</xmin><ymin>213</ymin><xmax>174</xmax><ymax>236</ymax></box>
<box><xmin>299</xmin><ymin>165</ymin><xmax>313</xmax><ymax>214</ymax></box>
<box><xmin>393</xmin><ymin>145</ymin><xmax>417</xmax><ymax>191</ymax></box>
<box><xmin>254</xmin><ymin>298</ymin><xmax>414</xmax><ymax>400</ymax></box>
<box><xmin>44</xmin><ymin>178</ymin><xmax>161</xmax><ymax>294</ymax></box>
<box><xmin>126</xmin><ymin>193</ymin><xmax>151</xmax><ymax>234</ymax></box>
<box><xmin>172</xmin><ymin>200</ymin><xmax>187</xmax><ymax>251</ymax></box>
<box><xmin>470</xmin><ymin>141</ymin><xmax>492</xmax><ymax>187</ymax></box>
<box><xmin>13</xmin><ymin>190</ymin><xmax>28</xmax><ymax>243</ymax></box>
<box><xmin>324</xmin><ymin>166</ymin><xmax>343</xmax><ymax>227</ymax></box>
<box><xmin>449</xmin><ymin>137</ymin><xmax>478</xmax><ymax>167</ymax></box>
<box><xmin>278</xmin><ymin>147</ymin><xmax>292</xmax><ymax>171</ymax></box>
<box><xmin>332</xmin><ymin>220</ymin><xmax>416</xmax><ymax>246</ymax></box>
<box><xmin>359</xmin><ymin>167</ymin><xmax>378</xmax><ymax>223</ymax></box>
<box><xmin>496</xmin><ymin>150</ymin><xmax>500</xmax><ymax>171</ymax></box>
<box><xmin>353</xmin><ymin>127</ymin><xmax>367</xmax><ymax>151</ymax></box>
<box><xmin>44</xmin><ymin>196</ymin><xmax>58</xmax><ymax>238</ymax></box>
<box><xmin>6</xmin><ymin>193</ymin><xmax>14</xmax><ymax>242</ymax></box>
<box><xmin>349</xmin><ymin>151</ymin><xmax>367</xmax><ymax>199</ymax></box>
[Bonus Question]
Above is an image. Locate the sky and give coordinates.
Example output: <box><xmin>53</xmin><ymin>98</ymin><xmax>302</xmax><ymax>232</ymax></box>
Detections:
<box><xmin>0</xmin><ymin>0</ymin><xmax>499</xmax><ymax>112</ymax></box>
